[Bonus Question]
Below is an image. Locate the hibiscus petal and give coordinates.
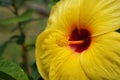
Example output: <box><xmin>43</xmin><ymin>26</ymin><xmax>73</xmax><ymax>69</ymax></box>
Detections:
<box><xmin>36</xmin><ymin>30</ymin><xmax>69</xmax><ymax>79</ymax></box>
<box><xmin>47</xmin><ymin>0</ymin><xmax>120</xmax><ymax>36</ymax></box>
<box><xmin>49</xmin><ymin>51</ymin><xmax>89</xmax><ymax>80</ymax></box>
<box><xmin>80</xmin><ymin>32</ymin><xmax>120</xmax><ymax>79</ymax></box>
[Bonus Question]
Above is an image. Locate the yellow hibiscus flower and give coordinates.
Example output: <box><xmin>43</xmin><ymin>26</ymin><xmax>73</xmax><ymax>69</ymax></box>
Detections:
<box><xmin>36</xmin><ymin>0</ymin><xmax>120</xmax><ymax>80</ymax></box>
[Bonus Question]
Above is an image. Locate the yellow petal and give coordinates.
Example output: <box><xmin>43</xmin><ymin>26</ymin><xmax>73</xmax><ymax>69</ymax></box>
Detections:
<box><xmin>47</xmin><ymin>0</ymin><xmax>120</xmax><ymax>36</ymax></box>
<box><xmin>49</xmin><ymin>51</ymin><xmax>89</xmax><ymax>80</ymax></box>
<box><xmin>80</xmin><ymin>32</ymin><xmax>120</xmax><ymax>79</ymax></box>
<box><xmin>36</xmin><ymin>30</ymin><xmax>69</xmax><ymax>80</ymax></box>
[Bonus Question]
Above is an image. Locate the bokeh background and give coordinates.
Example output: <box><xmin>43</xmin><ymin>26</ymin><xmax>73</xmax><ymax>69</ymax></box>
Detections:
<box><xmin>0</xmin><ymin>0</ymin><xmax>58</xmax><ymax>80</ymax></box>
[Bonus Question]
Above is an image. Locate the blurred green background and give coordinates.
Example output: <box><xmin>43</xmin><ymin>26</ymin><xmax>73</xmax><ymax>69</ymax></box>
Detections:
<box><xmin>0</xmin><ymin>0</ymin><xmax>58</xmax><ymax>80</ymax></box>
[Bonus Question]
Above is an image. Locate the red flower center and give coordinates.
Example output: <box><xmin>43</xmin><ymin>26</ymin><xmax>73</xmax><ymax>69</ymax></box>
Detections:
<box><xmin>69</xmin><ymin>28</ymin><xmax>91</xmax><ymax>53</ymax></box>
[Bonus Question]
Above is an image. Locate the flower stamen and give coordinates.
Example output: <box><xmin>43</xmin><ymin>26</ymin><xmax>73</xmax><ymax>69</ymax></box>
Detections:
<box><xmin>69</xmin><ymin>40</ymin><xmax>84</xmax><ymax>44</ymax></box>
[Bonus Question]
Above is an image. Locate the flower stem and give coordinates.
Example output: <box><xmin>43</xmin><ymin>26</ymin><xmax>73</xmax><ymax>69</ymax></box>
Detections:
<box><xmin>11</xmin><ymin>1</ymin><xmax>32</xmax><ymax>76</ymax></box>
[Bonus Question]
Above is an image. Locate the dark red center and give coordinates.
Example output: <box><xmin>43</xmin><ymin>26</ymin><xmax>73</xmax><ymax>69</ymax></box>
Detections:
<box><xmin>69</xmin><ymin>28</ymin><xmax>91</xmax><ymax>53</ymax></box>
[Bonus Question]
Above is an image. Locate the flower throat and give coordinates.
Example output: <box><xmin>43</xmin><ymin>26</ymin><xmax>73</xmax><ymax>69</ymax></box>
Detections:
<box><xmin>69</xmin><ymin>28</ymin><xmax>91</xmax><ymax>53</ymax></box>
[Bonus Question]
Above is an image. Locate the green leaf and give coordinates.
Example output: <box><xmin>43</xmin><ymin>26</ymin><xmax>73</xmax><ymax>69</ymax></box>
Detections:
<box><xmin>27</xmin><ymin>44</ymin><xmax>35</xmax><ymax>50</ymax></box>
<box><xmin>31</xmin><ymin>62</ymin><xmax>40</xmax><ymax>80</ymax></box>
<box><xmin>49</xmin><ymin>0</ymin><xmax>59</xmax><ymax>8</ymax></box>
<box><xmin>19</xmin><ymin>10</ymin><xmax>33</xmax><ymax>22</ymax></box>
<box><xmin>0</xmin><ymin>71</ymin><xmax>15</xmax><ymax>80</ymax></box>
<box><xmin>0</xmin><ymin>42</ymin><xmax>8</xmax><ymax>56</ymax></box>
<box><xmin>0</xmin><ymin>57</ymin><xmax>29</xmax><ymax>80</ymax></box>
<box><xmin>16</xmin><ymin>34</ymin><xmax>25</xmax><ymax>45</ymax></box>
<box><xmin>10</xmin><ymin>35</ymin><xmax>20</xmax><ymax>41</ymax></box>
<box><xmin>0</xmin><ymin>10</ymin><xmax>33</xmax><ymax>25</ymax></box>
<box><xmin>13</xmin><ymin>0</ymin><xmax>25</xmax><ymax>7</ymax></box>
<box><xmin>53</xmin><ymin>0</ymin><xmax>59</xmax><ymax>2</ymax></box>
<box><xmin>9</xmin><ymin>34</ymin><xmax>25</xmax><ymax>45</ymax></box>
<box><xmin>116</xmin><ymin>29</ymin><xmax>120</xmax><ymax>33</ymax></box>
<box><xmin>0</xmin><ymin>0</ymin><xmax>12</xmax><ymax>6</ymax></box>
